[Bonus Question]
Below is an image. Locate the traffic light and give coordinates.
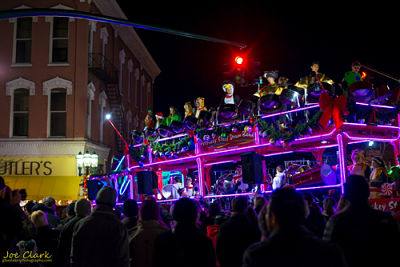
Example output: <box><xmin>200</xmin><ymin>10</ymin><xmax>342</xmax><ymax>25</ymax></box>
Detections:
<box><xmin>234</xmin><ymin>56</ymin><xmax>244</xmax><ymax>65</ymax></box>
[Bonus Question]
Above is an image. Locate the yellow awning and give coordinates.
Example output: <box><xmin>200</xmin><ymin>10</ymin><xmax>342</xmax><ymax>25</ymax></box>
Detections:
<box><xmin>3</xmin><ymin>176</ymin><xmax>83</xmax><ymax>201</ymax></box>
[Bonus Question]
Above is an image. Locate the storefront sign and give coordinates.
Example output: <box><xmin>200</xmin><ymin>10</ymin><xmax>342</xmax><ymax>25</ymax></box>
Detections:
<box><xmin>0</xmin><ymin>157</ymin><xmax>76</xmax><ymax>176</ymax></box>
<box><xmin>200</xmin><ymin>131</ymin><xmax>255</xmax><ymax>152</ymax></box>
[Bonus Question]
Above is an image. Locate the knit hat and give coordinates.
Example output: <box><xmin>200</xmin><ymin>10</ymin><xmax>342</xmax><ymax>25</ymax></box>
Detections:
<box><xmin>95</xmin><ymin>186</ymin><xmax>117</xmax><ymax>207</ymax></box>
<box><xmin>74</xmin><ymin>198</ymin><xmax>92</xmax><ymax>216</ymax></box>
<box><xmin>155</xmin><ymin>112</ymin><xmax>164</xmax><ymax>119</ymax></box>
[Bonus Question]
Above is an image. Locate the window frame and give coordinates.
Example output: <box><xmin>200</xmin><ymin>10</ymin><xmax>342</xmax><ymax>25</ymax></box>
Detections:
<box><xmin>12</xmin><ymin>17</ymin><xmax>33</xmax><ymax>65</ymax></box>
<box><xmin>48</xmin><ymin>87</ymin><xmax>67</xmax><ymax>137</ymax></box>
<box><xmin>49</xmin><ymin>17</ymin><xmax>69</xmax><ymax>64</ymax></box>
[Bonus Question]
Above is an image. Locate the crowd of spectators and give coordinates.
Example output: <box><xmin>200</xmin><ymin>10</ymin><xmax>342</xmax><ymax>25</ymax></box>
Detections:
<box><xmin>1</xmin><ymin>174</ymin><xmax>399</xmax><ymax>267</ymax></box>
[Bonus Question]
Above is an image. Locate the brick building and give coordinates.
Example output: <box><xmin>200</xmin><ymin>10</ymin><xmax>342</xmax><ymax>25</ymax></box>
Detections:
<box><xmin>0</xmin><ymin>0</ymin><xmax>160</xmax><ymax>201</ymax></box>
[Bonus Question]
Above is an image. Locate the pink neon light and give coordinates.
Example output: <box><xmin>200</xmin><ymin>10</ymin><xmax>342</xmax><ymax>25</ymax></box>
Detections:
<box><xmin>205</xmin><ymin>160</ymin><xmax>236</xmax><ymax>166</ymax></box>
<box><xmin>294</xmin><ymin>128</ymin><xmax>336</xmax><ymax>142</ymax></box>
<box><xmin>203</xmin><ymin>192</ymin><xmax>255</xmax><ymax>199</ymax></box>
<box><xmin>356</xmin><ymin>102</ymin><xmax>395</xmax><ymax>109</ymax></box>
<box><xmin>196</xmin><ymin>158</ymin><xmax>205</xmax><ymax>196</ymax></box>
<box><xmin>261</xmin><ymin>104</ymin><xmax>319</xmax><ymax>119</ymax></box>
<box><xmin>343</xmin><ymin>122</ymin><xmax>400</xmax><ymax>130</ymax></box>
<box><xmin>295</xmin><ymin>184</ymin><xmax>341</xmax><ymax>191</ymax></box>
<box><xmin>343</xmin><ymin>132</ymin><xmax>399</xmax><ymax>142</ymax></box>
<box><xmin>336</xmin><ymin>134</ymin><xmax>347</xmax><ymax>194</ymax></box>
<box><xmin>262</xmin><ymin>151</ymin><xmax>294</xmax><ymax>157</ymax></box>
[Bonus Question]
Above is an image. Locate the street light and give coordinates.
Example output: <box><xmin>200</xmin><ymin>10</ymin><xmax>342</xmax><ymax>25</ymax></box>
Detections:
<box><xmin>76</xmin><ymin>151</ymin><xmax>84</xmax><ymax>176</ymax></box>
<box><xmin>76</xmin><ymin>150</ymin><xmax>99</xmax><ymax>175</ymax></box>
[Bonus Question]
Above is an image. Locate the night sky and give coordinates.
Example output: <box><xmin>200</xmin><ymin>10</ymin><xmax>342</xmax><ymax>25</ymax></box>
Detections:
<box><xmin>117</xmin><ymin>1</ymin><xmax>399</xmax><ymax>116</ymax></box>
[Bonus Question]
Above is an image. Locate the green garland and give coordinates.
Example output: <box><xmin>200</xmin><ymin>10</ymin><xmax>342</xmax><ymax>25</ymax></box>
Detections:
<box><xmin>256</xmin><ymin>110</ymin><xmax>323</xmax><ymax>142</ymax></box>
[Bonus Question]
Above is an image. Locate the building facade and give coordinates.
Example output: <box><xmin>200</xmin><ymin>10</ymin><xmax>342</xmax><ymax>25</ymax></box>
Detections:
<box><xmin>0</xmin><ymin>0</ymin><xmax>160</xmax><ymax>201</ymax></box>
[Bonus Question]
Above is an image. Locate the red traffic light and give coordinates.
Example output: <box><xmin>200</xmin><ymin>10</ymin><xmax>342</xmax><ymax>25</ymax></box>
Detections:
<box><xmin>234</xmin><ymin>56</ymin><xmax>244</xmax><ymax>65</ymax></box>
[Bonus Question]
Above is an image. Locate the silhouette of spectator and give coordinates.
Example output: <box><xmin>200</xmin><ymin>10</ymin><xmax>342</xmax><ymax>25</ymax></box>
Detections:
<box><xmin>153</xmin><ymin>197</ymin><xmax>216</xmax><ymax>267</ymax></box>
<box><xmin>201</xmin><ymin>201</ymin><xmax>223</xmax><ymax>234</ymax></box>
<box><xmin>30</xmin><ymin>210</ymin><xmax>60</xmax><ymax>259</ymax></box>
<box><xmin>59</xmin><ymin>202</ymin><xmax>76</xmax><ymax>226</ymax></box>
<box><xmin>303</xmin><ymin>192</ymin><xmax>326</xmax><ymax>237</ymax></box>
<box><xmin>324</xmin><ymin>175</ymin><xmax>400</xmax><ymax>267</ymax></box>
<box><xmin>122</xmin><ymin>199</ymin><xmax>139</xmax><ymax>235</ymax></box>
<box><xmin>71</xmin><ymin>187</ymin><xmax>129</xmax><ymax>267</ymax></box>
<box><xmin>0</xmin><ymin>184</ymin><xmax>23</xmax><ymax>256</ymax></box>
<box><xmin>43</xmin><ymin>196</ymin><xmax>61</xmax><ymax>228</ymax></box>
<box><xmin>322</xmin><ymin>196</ymin><xmax>336</xmax><ymax>223</ymax></box>
<box><xmin>129</xmin><ymin>197</ymin><xmax>168</xmax><ymax>267</ymax></box>
<box><xmin>243</xmin><ymin>187</ymin><xmax>347</xmax><ymax>267</ymax></box>
<box><xmin>56</xmin><ymin>198</ymin><xmax>91</xmax><ymax>267</ymax></box>
<box><xmin>254</xmin><ymin>196</ymin><xmax>266</xmax><ymax>215</ymax></box>
<box><xmin>216</xmin><ymin>196</ymin><xmax>260</xmax><ymax>267</ymax></box>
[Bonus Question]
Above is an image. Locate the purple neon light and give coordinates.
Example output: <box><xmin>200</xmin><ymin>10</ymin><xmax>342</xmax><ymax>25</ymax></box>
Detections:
<box><xmin>295</xmin><ymin>184</ymin><xmax>341</xmax><ymax>191</ymax></box>
<box><xmin>343</xmin><ymin>122</ymin><xmax>400</xmax><ymax>130</ymax></box>
<box><xmin>356</xmin><ymin>102</ymin><xmax>396</xmax><ymax>109</ymax></box>
<box><xmin>261</xmin><ymin>104</ymin><xmax>319</xmax><ymax>119</ymax></box>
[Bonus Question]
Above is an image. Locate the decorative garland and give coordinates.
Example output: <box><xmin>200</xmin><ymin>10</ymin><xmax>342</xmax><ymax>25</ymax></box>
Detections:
<box><xmin>256</xmin><ymin>110</ymin><xmax>323</xmax><ymax>143</ymax></box>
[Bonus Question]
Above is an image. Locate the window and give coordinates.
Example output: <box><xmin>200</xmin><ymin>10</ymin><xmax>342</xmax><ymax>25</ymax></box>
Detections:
<box><xmin>12</xmin><ymin>88</ymin><xmax>29</xmax><ymax>136</ymax></box>
<box><xmin>14</xmin><ymin>17</ymin><xmax>32</xmax><ymax>64</ymax></box>
<box><xmin>50</xmin><ymin>88</ymin><xmax>66</xmax><ymax>136</ymax></box>
<box><xmin>51</xmin><ymin>17</ymin><xmax>68</xmax><ymax>63</ymax></box>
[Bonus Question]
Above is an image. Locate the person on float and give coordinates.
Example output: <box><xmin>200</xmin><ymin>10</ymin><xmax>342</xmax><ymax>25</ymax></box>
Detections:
<box><xmin>144</xmin><ymin>110</ymin><xmax>155</xmax><ymax>130</ymax></box>
<box><xmin>183</xmin><ymin>101</ymin><xmax>194</xmax><ymax>119</ymax></box>
<box><xmin>218</xmin><ymin>83</ymin><xmax>241</xmax><ymax>113</ymax></box>
<box><xmin>369</xmin><ymin>156</ymin><xmax>389</xmax><ymax>198</ymax></box>
<box><xmin>233</xmin><ymin>164</ymin><xmax>249</xmax><ymax>193</ymax></box>
<box><xmin>165</xmin><ymin>106</ymin><xmax>182</xmax><ymax>127</ymax></box>
<box><xmin>183</xmin><ymin>177</ymin><xmax>194</xmax><ymax>197</ymax></box>
<box><xmin>388</xmin><ymin>155</ymin><xmax>400</xmax><ymax>194</ymax></box>
<box><xmin>155</xmin><ymin>112</ymin><xmax>166</xmax><ymax>129</ymax></box>
<box><xmin>194</xmin><ymin>97</ymin><xmax>207</xmax><ymax>119</ymax></box>
<box><xmin>272</xmin><ymin>165</ymin><xmax>286</xmax><ymax>191</ymax></box>
<box><xmin>295</xmin><ymin>61</ymin><xmax>334</xmax><ymax>104</ymax></box>
<box><xmin>341</xmin><ymin>60</ymin><xmax>363</xmax><ymax>96</ymax></box>
<box><xmin>348</xmin><ymin>149</ymin><xmax>371</xmax><ymax>180</ymax></box>
<box><xmin>255</xmin><ymin>71</ymin><xmax>282</xmax><ymax>97</ymax></box>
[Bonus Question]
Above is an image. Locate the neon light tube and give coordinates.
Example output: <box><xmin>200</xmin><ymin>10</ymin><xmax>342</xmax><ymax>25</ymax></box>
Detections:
<box><xmin>203</xmin><ymin>192</ymin><xmax>255</xmax><ymax>199</ymax></box>
<box><xmin>113</xmin><ymin>155</ymin><xmax>125</xmax><ymax>171</ymax></box>
<box><xmin>336</xmin><ymin>134</ymin><xmax>347</xmax><ymax>194</ymax></box>
<box><xmin>154</xmin><ymin>133</ymin><xmax>188</xmax><ymax>143</ymax></box>
<box><xmin>343</xmin><ymin>132</ymin><xmax>399</xmax><ymax>142</ymax></box>
<box><xmin>355</xmin><ymin>102</ymin><xmax>396</xmax><ymax>109</ymax></box>
<box><xmin>262</xmin><ymin>151</ymin><xmax>294</xmax><ymax>157</ymax></box>
<box><xmin>205</xmin><ymin>160</ymin><xmax>236</xmax><ymax>167</ymax></box>
<box><xmin>261</xmin><ymin>104</ymin><xmax>319</xmax><ymax>119</ymax></box>
<box><xmin>295</xmin><ymin>184</ymin><xmax>341</xmax><ymax>191</ymax></box>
